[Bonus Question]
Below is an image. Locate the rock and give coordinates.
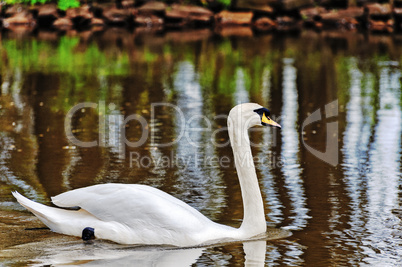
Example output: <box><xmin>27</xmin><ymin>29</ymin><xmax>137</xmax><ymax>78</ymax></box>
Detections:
<box><xmin>37</xmin><ymin>4</ymin><xmax>59</xmax><ymax>27</ymax></box>
<box><xmin>300</xmin><ymin>7</ymin><xmax>327</xmax><ymax>19</ymax></box>
<box><xmin>338</xmin><ymin>7</ymin><xmax>364</xmax><ymax>18</ymax></box>
<box><xmin>4</xmin><ymin>5</ymin><xmax>26</xmax><ymax>17</ymax></box>
<box><xmin>320</xmin><ymin>8</ymin><xmax>364</xmax><ymax>29</ymax></box>
<box><xmin>66</xmin><ymin>5</ymin><xmax>94</xmax><ymax>27</ymax></box>
<box><xmin>276</xmin><ymin>16</ymin><xmax>302</xmax><ymax>31</ymax></box>
<box><xmin>368</xmin><ymin>19</ymin><xmax>393</xmax><ymax>32</ymax></box>
<box><xmin>134</xmin><ymin>15</ymin><xmax>164</xmax><ymax>27</ymax></box>
<box><xmin>364</xmin><ymin>4</ymin><xmax>392</xmax><ymax>31</ymax></box>
<box><xmin>122</xmin><ymin>0</ymin><xmax>135</xmax><ymax>8</ymax></box>
<box><xmin>320</xmin><ymin>11</ymin><xmax>344</xmax><ymax>27</ymax></box>
<box><xmin>215</xmin><ymin>11</ymin><xmax>253</xmax><ymax>26</ymax></box>
<box><xmin>254</xmin><ymin>17</ymin><xmax>276</xmax><ymax>31</ymax></box>
<box><xmin>365</xmin><ymin>3</ymin><xmax>392</xmax><ymax>17</ymax></box>
<box><xmin>137</xmin><ymin>1</ymin><xmax>167</xmax><ymax>16</ymax></box>
<box><xmin>90</xmin><ymin>17</ymin><xmax>105</xmax><ymax>26</ymax></box>
<box><xmin>165</xmin><ymin>9</ymin><xmax>185</xmax><ymax>20</ymax></box>
<box><xmin>394</xmin><ymin>7</ymin><xmax>402</xmax><ymax>17</ymax></box>
<box><xmin>37</xmin><ymin>4</ymin><xmax>59</xmax><ymax>17</ymax></box>
<box><xmin>3</xmin><ymin>11</ymin><xmax>35</xmax><ymax>27</ymax></box>
<box><xmin>321</xmin><ymin>14</ymin><xmax>358</xmax><ymax>29</ymax></box>
<box><xmin>52</xmin><ymin>17</ymin><xmax>73</xmax><ymax>30</ymax></box>
<box><xmin>234</xmin><ymin>0</ymin><xmax>273</xmax><ymax>13</ymax></box>
<box><xmin>103</xmin><ymin>7</ymin><xmax>133</xmax><ymax>25</ymax></box>
<box><xmin>66</xmin><ymin>5</ymin><xmax>93</xmax><ymax>20</ymax></box>
<box><xmin>277</xmin><ymin>16</ymin><xmax>294</xmax><ymax>24</ymax></box>
<box><xmin>300</xmin><ymin>7</ymin><xmax>327</xmax><ymax>27</ymax></box>
<box><xmin>165</xmin><ymin>4</ymin><xmax>213</xmax><ymax>26</ymax></box>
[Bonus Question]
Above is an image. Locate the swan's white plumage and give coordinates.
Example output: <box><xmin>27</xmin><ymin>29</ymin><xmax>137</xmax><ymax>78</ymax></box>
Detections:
<box><xmin>13</xmin><ymin>185</ymin><xmax>235</xmax><ymax>246</ymax></box>
<box><xmin>13</xmin><ymin>103</ymin><xmax>280</xmax><ymax>247</ymax></box>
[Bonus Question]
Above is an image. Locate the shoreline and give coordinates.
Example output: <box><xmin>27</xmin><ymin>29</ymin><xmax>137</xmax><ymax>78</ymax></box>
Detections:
<box><xmin>1</xmin><ymin>1</ymin><xmax>401</xmax><ymax>34</ymax></box>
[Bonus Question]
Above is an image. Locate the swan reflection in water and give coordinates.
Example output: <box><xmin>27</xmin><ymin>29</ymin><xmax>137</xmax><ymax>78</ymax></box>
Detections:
<box><xmin>1</xmin><ymin>232</ymin><xmax>289</xmax><ymax>266</ymax></box>
<box><xmin>0</xmin><ymin>228</ymin><xmax>291</xmax><ymax>266</ymax></box>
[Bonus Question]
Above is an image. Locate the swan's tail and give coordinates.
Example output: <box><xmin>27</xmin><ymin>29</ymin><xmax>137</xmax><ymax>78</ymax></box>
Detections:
<box><xmin>13</xmin><ymin>192</ymin><xmax>126</xmax><ymax>242</ymax></box>
<box><xmin>12</xmin><ymin>191</ymin><xmax>94</xmax><ymax>237</ymax></box>
<box><xmin>12</xmin><ymin>191</ymin><xmax>62</xmax><ymax>230</ymax></box>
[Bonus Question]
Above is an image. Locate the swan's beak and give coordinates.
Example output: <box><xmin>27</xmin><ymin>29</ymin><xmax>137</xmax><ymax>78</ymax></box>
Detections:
<box><xmin>261</xmin><ymin>113</ymin><xmax>281</xmax><ymax>128</ymax></box>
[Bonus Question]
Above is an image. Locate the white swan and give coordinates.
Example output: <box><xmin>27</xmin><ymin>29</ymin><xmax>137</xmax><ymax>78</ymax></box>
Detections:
<box><xmin>13</xmin><ymin>103</ymin><xmax>281</xmax><ymax>247</ymax></box>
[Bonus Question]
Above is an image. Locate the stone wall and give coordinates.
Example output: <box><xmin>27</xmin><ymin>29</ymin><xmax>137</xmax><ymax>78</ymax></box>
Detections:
<box><xmin>1</xmin><ymin>0</ymin><xmax>401</xmax><ymax>33</ymax></box>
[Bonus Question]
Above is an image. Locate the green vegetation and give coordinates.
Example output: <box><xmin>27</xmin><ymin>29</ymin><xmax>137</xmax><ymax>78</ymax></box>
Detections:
<box><xmin>2</xmin><ymin>37</ymin><xmax>130</xmax><ymax>76</ymax></box>
<box><xmin>3</xmin><ymin>0</ymin><xmax>230</xmax><ymax>10</ymax></box>
<box><xmin>4</xmin><ymin>0</ymin><xmax>80</xmax><ymax>10</ymax></box>
<box><xmin>1</xmin><ymin>32</ymin><xmax>401</xmax><ymax>116</ymax></box>
<box><xmin>57</xmin><ymin>0</ymin><xmax>80</xmax><ymax>10</ymax></box>
<box><xmin>4</xmin><ymin>0</ymin><xmax>48</xmax><ymax>5</ymax></box>
<box><xmin>1</xmin><ymin>31</ymin><xmax>401</xmax><ymax>197</ymax></box>
<box><xmin>1</xmin><ymin>36</ymin><xmax>130</xmax><ymax>111</ymax></box>
<box><xmin>216</xmin><ymin>0</ymin><xmax>231</xmax><ymax>8</ymax></box>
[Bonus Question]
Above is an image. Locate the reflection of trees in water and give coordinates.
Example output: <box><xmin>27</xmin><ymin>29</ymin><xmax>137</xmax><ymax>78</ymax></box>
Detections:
<box><xmin>0</xmin><ymin>30</ymin><xmax>402</xmax><ymax>265</ymax></box>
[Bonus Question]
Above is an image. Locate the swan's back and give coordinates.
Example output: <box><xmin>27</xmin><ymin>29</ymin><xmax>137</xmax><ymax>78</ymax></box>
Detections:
<box><xmin>16</xmin><ymin>183</ymin><xmax>235</xmax><ymax>246</ymax></box>
<box><xmin>52</xmin><ymin>184</ymin><xmax>210</xmax><ymax>229</ymax></box>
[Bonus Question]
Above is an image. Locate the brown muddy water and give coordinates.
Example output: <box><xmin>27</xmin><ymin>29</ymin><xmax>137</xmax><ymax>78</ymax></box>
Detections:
<box><xmin>0</xmin><ymin>28</ymin><xmax>402</xmax><ymax>266</ymax></box>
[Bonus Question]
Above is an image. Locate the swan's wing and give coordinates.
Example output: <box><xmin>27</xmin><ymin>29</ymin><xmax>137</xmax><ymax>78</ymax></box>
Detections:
<box><xmin>51</xmin><ymin>184</ymin><xmax>210</xmax><ymax>231</ymax></box>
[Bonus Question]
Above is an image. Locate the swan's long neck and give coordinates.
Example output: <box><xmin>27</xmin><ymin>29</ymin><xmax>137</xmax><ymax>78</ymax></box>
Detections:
<box><xmin>228</xmin><ymin>118</ymin><xmax>267</xmax><ymax>236</ymax></box>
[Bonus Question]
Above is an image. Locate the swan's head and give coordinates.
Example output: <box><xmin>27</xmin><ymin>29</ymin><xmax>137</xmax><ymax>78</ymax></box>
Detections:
<box><xmin>228</xmin><ymin>103</ymin><xmax>281</xmax><ymax>129</ymax></box>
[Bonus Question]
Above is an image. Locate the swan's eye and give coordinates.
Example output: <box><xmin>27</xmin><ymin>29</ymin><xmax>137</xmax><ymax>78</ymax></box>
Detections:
<box><xmin>253</xmin><ymin>107</ymin><xmax>270</xmax><ymax>117</ymax></box>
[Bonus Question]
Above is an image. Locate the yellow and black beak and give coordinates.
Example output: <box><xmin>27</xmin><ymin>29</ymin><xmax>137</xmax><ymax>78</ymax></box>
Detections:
<box><xmin>254</xmin><ymin>107</ymin><xmax>281</xmax><ymax>128</ymax></box>
<box><xmin>261</xmin><ymin>113</ymin><xmax>281</xmax><ymax>128</ymax></box>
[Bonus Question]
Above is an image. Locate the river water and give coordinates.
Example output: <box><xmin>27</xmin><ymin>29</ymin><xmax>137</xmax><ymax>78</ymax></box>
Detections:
<box><xmin>0</xmin><ymin>28</ymin><xmax>401</xmax><ymax>266</ymax></box>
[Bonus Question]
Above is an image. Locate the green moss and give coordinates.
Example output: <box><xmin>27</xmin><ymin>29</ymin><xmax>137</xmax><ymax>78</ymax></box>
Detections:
<box><xmin>4</xmin><ymin>0</ymin><xmax>80</xmax><ymax>10</ymax></box>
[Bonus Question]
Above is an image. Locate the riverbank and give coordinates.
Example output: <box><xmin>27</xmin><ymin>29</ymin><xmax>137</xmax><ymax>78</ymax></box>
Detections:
<box><xmin>1</xmin><ymin>1</ymin><xmax>402</xmax><ymax>34</ymax></box>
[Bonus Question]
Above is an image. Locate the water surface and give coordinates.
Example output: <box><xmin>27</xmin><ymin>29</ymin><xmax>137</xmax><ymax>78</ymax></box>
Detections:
<box><xmin>0</xmin><ymin>28</ymin><xmax>402</xmax><ymax>266</ymax></box>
